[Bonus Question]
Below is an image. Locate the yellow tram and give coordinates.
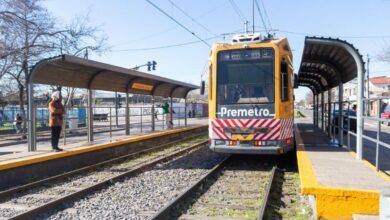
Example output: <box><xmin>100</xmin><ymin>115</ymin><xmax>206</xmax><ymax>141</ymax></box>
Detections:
<box><xmin>207</xmin><ymin>33</ymin><xmax>295</xmax><ymax>154</ymax></box>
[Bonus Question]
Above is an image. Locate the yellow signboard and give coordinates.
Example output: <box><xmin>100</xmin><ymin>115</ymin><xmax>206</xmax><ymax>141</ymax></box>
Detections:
<box><xmin>132</xmin><ymin>83</ymin><xmax>154</xmax><ymax>91</ymax></box>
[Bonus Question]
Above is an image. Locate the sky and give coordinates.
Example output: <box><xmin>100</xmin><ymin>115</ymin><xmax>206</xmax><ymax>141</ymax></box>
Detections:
<box><xmin>42</xmin><ymin>0</ymin><xmax>390</xmax><ymax>101</ymax></box>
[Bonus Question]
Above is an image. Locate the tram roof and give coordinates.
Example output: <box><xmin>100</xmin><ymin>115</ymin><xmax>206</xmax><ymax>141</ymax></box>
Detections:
<box><xmin>29</xmin><ymin>54</ymin><xmax>198</xmax><ymax>99</ymax></box>
<box><xmin>297</xmin><ymin>36</ymin><xmax>365</xmax><ymax>95</ymax></box>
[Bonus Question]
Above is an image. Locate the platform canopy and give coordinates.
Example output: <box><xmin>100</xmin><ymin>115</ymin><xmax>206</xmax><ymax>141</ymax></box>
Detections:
<box><xmin>29</xmin><ymin>54</ymin><xmax>198</xmax><ymax>98</ymax></box>
<box><xmin>297</xmin><ymin>37</ymin><xmax>365</xmax><ymax>95</ymax></box>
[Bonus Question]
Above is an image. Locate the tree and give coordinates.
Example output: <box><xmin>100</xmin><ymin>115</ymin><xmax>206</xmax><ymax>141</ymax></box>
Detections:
<box><xmin>52</xmin><ymin>14</ymin><xmax>108</xmax><ymax>109</ymax></box>
<box><xmin>297</xmin><ymin>99</ymin><xmax>305</xmax><ymax>108</ymax></box>
<box><xmin>305</xmin><ymin>92</ymin><xmax>313</xmax><ymax>107</ymax></box>
<box><xmin>0</xmin><ymin>0</ymin><xmax>107</xmax><ymax>133</ymax></box>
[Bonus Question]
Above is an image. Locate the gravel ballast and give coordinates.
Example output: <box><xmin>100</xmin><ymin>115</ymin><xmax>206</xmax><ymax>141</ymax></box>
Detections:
<box><xmin>41</xmin><ymin>147</ymin><xmax>225</xmax><ymax>220</ymax></box>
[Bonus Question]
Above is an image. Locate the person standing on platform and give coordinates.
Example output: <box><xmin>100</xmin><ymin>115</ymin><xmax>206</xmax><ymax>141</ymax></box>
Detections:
<box><xmin>14</xmin><ymin>113</ymin><xmax>23</xmax><ymax>134</ymax></box>
<box><xmin>161</xmin><ymin>101</ymin><xmax>172</xmax><ymax>129</ymax></box>
<box><xmin>48</xmin><ymin>91</ymin><xmax>64</xmax><ymax>152</ymax></box>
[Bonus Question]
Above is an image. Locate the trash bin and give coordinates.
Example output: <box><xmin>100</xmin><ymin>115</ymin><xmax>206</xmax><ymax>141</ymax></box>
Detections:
<box><xmin>69</xmin><ymin>117</ymin><xmax>78</xmax><ymax>133</ymax></box>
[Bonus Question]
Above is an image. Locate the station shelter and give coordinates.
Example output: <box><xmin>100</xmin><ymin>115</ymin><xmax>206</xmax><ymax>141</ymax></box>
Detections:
<box><xmin>27</xmin><ymin>54</ymin><xmax>199</xmax><ymax>151</ymax></box>
<box><xmin>296</xmin><ymin>37</ymin><xmax>390</xmax><ymax>218</ymax></box>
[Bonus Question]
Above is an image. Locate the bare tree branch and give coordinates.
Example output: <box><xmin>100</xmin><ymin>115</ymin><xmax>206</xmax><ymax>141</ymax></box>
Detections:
<box><xmin>0</xmin><ymin>0</ymin><xmax>108</xmax><ymax>134</ymax></box>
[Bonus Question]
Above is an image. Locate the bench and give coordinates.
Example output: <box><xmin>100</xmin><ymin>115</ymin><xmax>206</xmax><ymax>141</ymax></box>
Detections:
<box><xmin>93</xmin><ymin>114</ymin><xmax>108</xmax><ymax>121</ymax></box>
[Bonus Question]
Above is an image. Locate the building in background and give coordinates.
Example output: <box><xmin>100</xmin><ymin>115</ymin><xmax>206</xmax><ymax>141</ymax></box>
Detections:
<box><xmin>342</xmin><ymin>76</ymin><xmax>390</xmax><ymax>115</ymax></box>
<box><xmin>367</xmin><ymin>76</ymin><xmax>390</xmax><ymax>115</ymax></box>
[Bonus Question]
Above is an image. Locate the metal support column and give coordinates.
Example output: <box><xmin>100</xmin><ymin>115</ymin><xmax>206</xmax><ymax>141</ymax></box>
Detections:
<box><xmin>321</xmin><ymin>92</ymin><xmax>325</xmax><ymax>131</ymax></box>
<box><xmin>28</xmin><ymin>83</ymin><xmax>36</xmax><ymax>151</ymax></box>
<box><xmin>316</xmin><ymin>95</ymin><xmax>319</xmax><ymax>127</ymax></box>
<box><xmin>115</xmin><ymin>92</ymin><xmax>118</xmax><ymax>127</ymax></box>
<box><xmin>338</xmin><ymin>83</ymin><xmax>344</xmax><ymax>147</ymax></box>
<box><xmin>350</xmin><ymin>49</ymin><xmax>364</xmax><ymax>160</ymax></box>
<box><xmin>151</xmin><ymin>96</ymin><xmax>155</xmax><ymax>131</ymax></box>
<box><xmin>376</xmin><ymin>98</ymin><xmax>381</xmax><ymax>170</ymax></box>
<box><xmin>313</xmin><ymin>95</ymin><xmax>316</xmax><ymax>125</ymax></box>
<box><xmin>328</xmin><ymin>89</ymin><xmax>332</xmax><ymax>137</ymax></box>
<box><xmin>170</xmin><ymin>97</ymin><xmax>173</xmax><ymax>128</ymax></box>
<box><xmin>87</xmin><ymin>89</ymin><xmax>94</xmax><ymax>142</ymax></box>
<box><xmin>125</xmin><ymin>92</ymin><xmax>130</xmax><ymax>135</ymax></box>
<box><xmin>184</xmin><ymin>98</ymin><xmax>187</xmax><ymax>126</ymax></box>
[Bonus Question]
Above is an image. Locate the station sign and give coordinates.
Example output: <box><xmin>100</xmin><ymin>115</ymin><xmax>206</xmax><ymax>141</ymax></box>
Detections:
<box><xmin>216</xmin><ymin>104</ymin><xmax>275</xmax><ymax>119</ymax></box>
<box><xmin>132</xmin><ymin>82</ymin><xmax>154</xmax><ymax>91</ymax></box>
<box><xmin>218</xmin><ymin>48</ymin><xmax>274</xmax><ymax>62</ymax></box>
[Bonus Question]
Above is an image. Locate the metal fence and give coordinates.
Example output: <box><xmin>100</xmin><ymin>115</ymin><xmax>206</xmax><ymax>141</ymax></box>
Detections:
<box><xmin>315</xmin><ymin>96</ymin><xmax>390</xmax><ymax>171</ymax></box>
<box><xmin>0</xmin><ymin>103</ymin><xmax>207</xmax><ymax>149</ymax></box>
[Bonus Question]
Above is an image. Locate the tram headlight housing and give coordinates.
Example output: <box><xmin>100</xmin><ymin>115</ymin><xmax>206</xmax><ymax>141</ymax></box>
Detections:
<box><xmin>215</xmin><ymin>140</ymin><xmax>226</xmax><ymax>145</ymax></box>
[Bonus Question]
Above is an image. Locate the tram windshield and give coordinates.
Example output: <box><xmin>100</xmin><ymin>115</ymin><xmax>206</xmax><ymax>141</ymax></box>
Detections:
<box><xmin>216</xmin><ymin>48</ymin><xmax>274</xmax><ymax>105</ymax></box>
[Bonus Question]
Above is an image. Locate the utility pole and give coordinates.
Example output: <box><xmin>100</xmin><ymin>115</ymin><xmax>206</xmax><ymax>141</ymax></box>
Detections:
<box><xmin>367</xmin><ymin>54</ymin><xmax>370</xmax><ymax>116</ymax></box>
<box><xmin>115</xmin><ymin>92</ymin><xmax>118</xmax><ymax>127</ymax></box>
<box><xmin>252</xmin><ymin>0</ymin><xmax>255</xmax><ymax>33</ymax></box>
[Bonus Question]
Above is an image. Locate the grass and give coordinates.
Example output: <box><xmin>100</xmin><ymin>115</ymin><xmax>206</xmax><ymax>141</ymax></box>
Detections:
<box><xmin>294</xmin><ymin>110</ymin><xmax>306</xmax><ymax>118</ymax></box>
<box><xmin>0</xmin><ymin>122</ymin><xmax>48</xmax><ymax>131</ymax></box>
<box><xmin>0</xmin><ymin>123</ymin><xmax>15</xmax><ymax>131</ymax></box>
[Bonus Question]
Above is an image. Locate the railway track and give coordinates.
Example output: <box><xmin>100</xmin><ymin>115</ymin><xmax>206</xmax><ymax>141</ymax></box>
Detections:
<box><xmin>0</xmin><ymin>135</ymin><xmax>208</xmax><ymax>220</ymax></box>
<box><xmin>151</xmin><ymin>156</ymin><xmax>280</xmax><ymax>220</ymax></box>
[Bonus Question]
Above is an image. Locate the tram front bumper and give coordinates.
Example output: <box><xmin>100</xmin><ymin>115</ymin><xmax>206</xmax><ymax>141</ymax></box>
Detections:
<box><xmin>209</xmin><ymin>144</ymin><xmax>294</xmax><ymax>155</ymax></box>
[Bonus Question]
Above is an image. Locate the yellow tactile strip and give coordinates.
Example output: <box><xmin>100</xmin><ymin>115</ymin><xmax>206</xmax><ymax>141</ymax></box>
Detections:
<box><xmin>0</xmin><ymin>124</ymin><xmax>207</xmax><ymax>171</ymax></box>
<box><xmin>295</xmin><ymin>124</ymin><xmax>385</xmax><ymax>219</ymax></box>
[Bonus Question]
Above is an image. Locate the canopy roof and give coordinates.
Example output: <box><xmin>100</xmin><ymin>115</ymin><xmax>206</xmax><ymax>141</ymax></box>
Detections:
<box><xmin>298</xmin><ymin>36</ymin><xmax>364</xmax><ymax>95</ymax></box>
<box><xmin>29</xmin><ymin>55</ymin><xmax>198</xmax><ymax>98</ymax></box>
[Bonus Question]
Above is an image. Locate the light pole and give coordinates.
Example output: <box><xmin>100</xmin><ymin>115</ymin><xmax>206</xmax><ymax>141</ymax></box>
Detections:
<box><xmin>367</xmin><ymin>54</ymin><xmax>370</xmax><ymax>116</ymax></box>
<box><xmin>131</xmin><ymin>61</ymin><xmax>157</xmax><ymax>71</ymax></box>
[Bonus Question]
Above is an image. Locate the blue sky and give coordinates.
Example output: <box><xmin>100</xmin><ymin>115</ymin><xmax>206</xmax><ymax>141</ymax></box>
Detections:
<box><xmin>43</xmin><ymin>0</ymin><xmax>390</xmax><ymax>101</ymax></box>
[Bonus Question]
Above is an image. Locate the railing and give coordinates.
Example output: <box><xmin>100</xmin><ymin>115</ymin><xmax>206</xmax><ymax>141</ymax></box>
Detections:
<box><xmin>317</xmin><ymin>96</ymin><xmax>390</xmax><ymax>171</ymax></box>
<box><xmin>0</xmin><ymin>104</ymin><xmax>207</xmax><ymax>149</ymax></box>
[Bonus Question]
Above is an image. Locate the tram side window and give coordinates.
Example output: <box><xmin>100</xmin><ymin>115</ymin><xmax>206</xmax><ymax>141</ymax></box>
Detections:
<box><xmin>208</xmin><ymin>64</ymin><xmax>212</xmax><ymax>100</ymax></box>
<box><xmin>281</xmin><ymin>63</ymin><xmax>288</xmax><ymax>101</ymax></box>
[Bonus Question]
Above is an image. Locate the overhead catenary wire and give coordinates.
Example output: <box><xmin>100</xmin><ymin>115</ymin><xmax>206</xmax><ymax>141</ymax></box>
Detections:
<box><xmin>145</xmin><ymin>0</ymin><xmax>211</xmax><ymax>47</ymax></box>
<box><xmin>277</xmin><ymin>30</ymin><xmax>390</xmax><ymax>39</ymax></box>
<box><xmin>370</xmin><ymin>69</ymin><xmax>390</xmax><ymax>73</ymax></box>
<box><xmin>195</xmin><ymin>0</ymin><xmax>230</xmax><ymax>19</ymax></box>
<box><xmin>229</xmin><ymin>0</ymin><xmax>247</xmax><ymax>23</ymax></box>
<box><xmin>254</xmin><ymin>0</ymin><xmax>268</xmax><ymax>34</ymax></box>
<box><xmin>111</xmin><ymin>29</ymin><xmax>244</xmax><ymax>52</ymax></box>
<box><xmin>113</xmin><ymin>1</ymin><xmax>228</xmax><ymax>48</ymax></box>
<box><xmin>167</xmin><ymin>0</ymin><xmax>218</xmax><ymax>37</ymax></box>
<box><xmin>112</xmin><ymin>36</ymin><xmax>218</xmax><ymax>52</ymax></box>
<box><xmin>259</xmin><ymin>0</ymin><xmax>272</xmax><ymax>30</ymax></box>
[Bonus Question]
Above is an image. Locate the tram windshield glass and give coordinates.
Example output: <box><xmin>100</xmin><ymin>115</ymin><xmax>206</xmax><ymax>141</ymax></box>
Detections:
<box><xmin>216</xmin><ymin>48</ymin><xmax>274</xmax><ymax>105</ymax></box>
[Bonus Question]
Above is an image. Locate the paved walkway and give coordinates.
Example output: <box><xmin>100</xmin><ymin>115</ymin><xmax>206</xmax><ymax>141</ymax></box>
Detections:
<box><xmin>295</xmin><ymin>115</ymin><xmax>389</xmax><ymax>219</ymax></box>
<box><xmin>0</xmin><ymin>118</ymin><xmax>207</xmax><ymax>162</ymax></box>
<box><xmin>300</xmin><ymin>109</ymin><xmax>390</xmax><ymax>173</ymax></box>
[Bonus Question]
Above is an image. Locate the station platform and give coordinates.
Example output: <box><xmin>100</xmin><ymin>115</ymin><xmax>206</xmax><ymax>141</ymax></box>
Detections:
<box><xmin>295</xmin><ymin>117</ymin><xmax>390</xmax><ymax>219</ymax></box>
<box><xmin>0</xmin><ymin>118</ymin><xmax>207</xmax><ymax>163</ymax></box>
<box><xmin>0</xmin><ymin>119</ymin><xmax>207</xmax><ymax>189</ymax></box>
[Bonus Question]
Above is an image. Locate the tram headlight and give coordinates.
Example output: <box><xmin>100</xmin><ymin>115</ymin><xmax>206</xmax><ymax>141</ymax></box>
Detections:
<box><xmin>228</xmin><ymin>140</ymin><xmax>238</xmax><ymax>146</ymax></box>
<box><xmin>215</xmin><ymin>140</ymin><xmax>226</xmax><ymax>145</ymax></box>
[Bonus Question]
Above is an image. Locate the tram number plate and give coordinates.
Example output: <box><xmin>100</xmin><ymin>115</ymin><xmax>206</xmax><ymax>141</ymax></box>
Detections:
<box><xmin>240</xmin><ymin>141</ymin><xmax>251</xmax><ymax>147</ymax></box>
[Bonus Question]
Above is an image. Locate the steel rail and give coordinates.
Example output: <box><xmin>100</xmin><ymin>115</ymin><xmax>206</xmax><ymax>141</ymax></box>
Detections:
<box><xmin>258</xmin><ymin>166</ymin><xmax>278</xmax><ymax>220</ymax></box>
<box><xmin>6</xmin><ymin>139</ymin><xmax>207</xmax><ymax>220</ymax></box>
<box><xmin>150</xmin><ymin>156</ymin><xmax>230</xmax><ymax>220</ymax></box>
<box><xmin>0</xmin><ymin>134</ymin><xmax>205</xmax><ymax>200</ymax></box>
<box><xmin>151</xmin><ymin>160</ymin><xmax>277</xmax><ymax>220</ymax></box>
